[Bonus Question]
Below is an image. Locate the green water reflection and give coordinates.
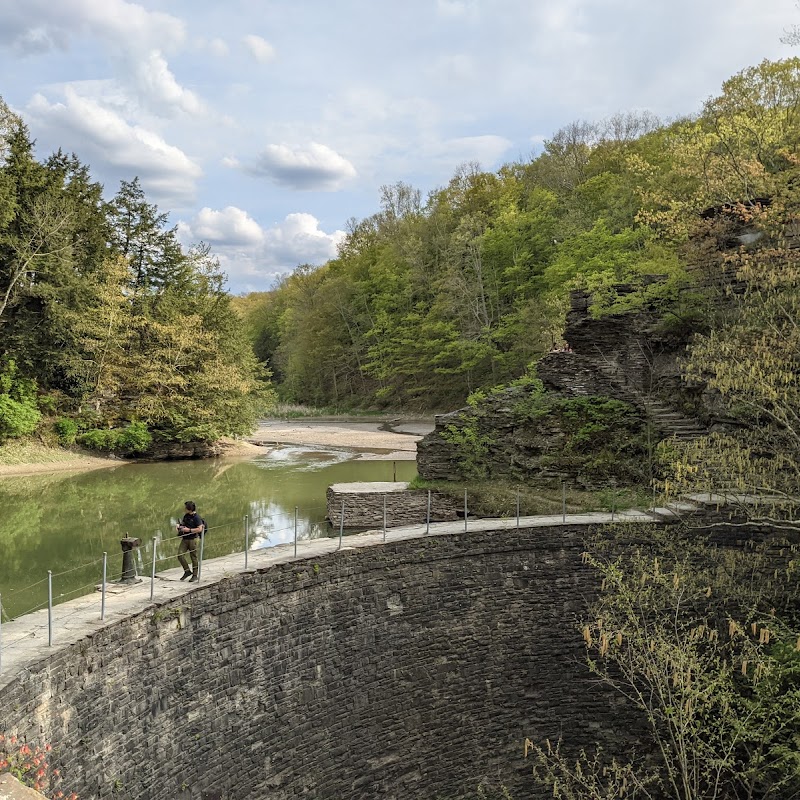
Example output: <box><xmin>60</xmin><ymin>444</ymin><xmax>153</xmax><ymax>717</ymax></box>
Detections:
<box><xmin>0</xmin><ymin>447</ymin><xmax>417</xmax><ymax>619</ymax></box>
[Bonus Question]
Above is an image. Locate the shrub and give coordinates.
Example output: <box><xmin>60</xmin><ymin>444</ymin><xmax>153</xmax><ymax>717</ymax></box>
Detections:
<box><xmin>78</xmin><ymin>422</ymin><xmax>152</xmax><ymax>454</ymax></box>
<box><xmin>441</xmin><ymin>419</ymin><xmax>492</xmax><ymax>479</ymax></box>
<box><xmin>168</xmin><ymin>423</ymin><xmax>219</xmax><ymax>443</ymax></box>
<box><xmin>115</xmin><ymin>421</ymin><xmax>152</xmax><ymax>453</ymax></box>
<box><xmin>54</xmin><ymin>418</ymin><xmax>78</xmax><ymax>446</ymax></box>
<box><xmin>0</xmin><ymin>361</ymin><xmax>41</xmax><ymax>442</ymax></box>
<box><xmin>0</xmin><ymin>733</ymin><xmax>77</xmax><ymax>799</ymax></box>
<box><xmin>77</xmin><ymin>428</ymin><xmax>118</xmax><ymax>451</ymax></box>
<box><xmin>0</xmin><ymin>395</ymin><xmax>41</xmax><ymax>441</ymax></box>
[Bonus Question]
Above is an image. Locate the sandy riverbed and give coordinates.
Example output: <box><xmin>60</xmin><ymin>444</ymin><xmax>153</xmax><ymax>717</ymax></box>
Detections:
<box><xmin>247</xmin><ymin>419</ymin><xmax>427</xmax><ymax>460</ymax></box>
<box><xmin>0</xmin><ymin>420</ymin><xmax>430</xmax><ymax>478</ymax></box>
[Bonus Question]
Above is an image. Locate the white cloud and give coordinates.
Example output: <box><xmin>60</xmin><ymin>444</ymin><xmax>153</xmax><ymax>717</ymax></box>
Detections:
<box><xmin>0</xmin><ymin>0</ymin><xmax>204</xmax><ymax>121</ymax></box>
<box><xmin>263</xmin><ymin>212</ymin><xmax>345</xmax><ymax>265</ymax></box>
<box><xmin>243</xmin><ymin>34</ymin><xmax>277</xmax><ymax>64</ymax></box>
<box><xmin>26</xmin><ymin>89</ymin><xmax>202</xmax><ymax>204</ymax></box>
<box><xmin>178</xmin><ymin>210</ymin><xmax>345</xmax><ymax>291</ymax></box>
<box><xmin>127</xmin><ymin>51</ymin><xmax>205</xmax><ymax>116</ymax></box>
<box><xmin>181</xmin><ymin>206</ymin><xmax>265</xmax><ymax>247</ymax></box>
<box><xmin>239</xmin><ymin>142</ymin><xmax>357</xmax><ymax>191</ymax></box>
<box><xmin>0</xmin><ymin>0</ymin><xmax>185</xmax><ymax>55</ymax></box>
<box><xmin>436</xmin><ymin>0</ymin><xmax>479</xmax><ymax>19</ymax></box>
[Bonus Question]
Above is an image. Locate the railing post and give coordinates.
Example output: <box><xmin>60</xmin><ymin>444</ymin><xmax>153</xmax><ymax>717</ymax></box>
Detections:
<box><xmin>383</xmin><ymin>495</ymin><xmax>387</xmax><ymax>542</ymax></box>
<box><xmin>294</xmin><ymin>506</ymin><xmax>298</xmax><ymax>558</ymax></box>
<box><xmin>118</xmin><ymin>537</ymin><xmax>142</xmax><ymax>584</ymax></box>
<box><xmin>393</xmin><ymin>461</ymin><xmax>396</xmax><ymax>482</ymax></box>
<box><xmin>338</xmin><ymin>500</ymin><xmax>345</xmax><ymax>550</ymax></box>
<box><xmin>198</xmin><ymin>529</ymin><xmax>205</xmax><ymax>581</ymax></box>
<box><xmin>464</xmin><ymin>488</ymin><xmax>468</xmax><ymax>533</ymax></box>
<box><xmin>150</xmin><ymin>537</ymin><xmax>157</xmax><ymax>601</ymax></box>
<box><xmin>516</xmin><ymin>490</ymin><xmax>520</xmax><ymax>530</ymax></box>
<box><xmin>48</xmin><ymin>570</ymin><xmax>53</xmax><ymax>647</ymax></box>
<box><xmin>426</xmin><ymin>490</ymin><xmax>431</xmax><ymax>535</ymax></box>
<box><xmin>101</xmin><ymin>552</ymin><xmax>107</xmax><ymax>620</ymax></box>
<box><xmin>562</xmin><ymin>481</ymin><xmax>566</xmax><ymax>523</ymax></box>
<box><xmin>244</xmin><ymin>514</ymin><xmax>250</xmax><ymax>570</ymax></box>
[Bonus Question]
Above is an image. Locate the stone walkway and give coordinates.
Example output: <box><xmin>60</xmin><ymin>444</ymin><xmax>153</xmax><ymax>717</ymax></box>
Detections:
<box><xmin>0</xmin><ymin>509</ymin><xmax>660</xmax><ymax>691</ymax></box>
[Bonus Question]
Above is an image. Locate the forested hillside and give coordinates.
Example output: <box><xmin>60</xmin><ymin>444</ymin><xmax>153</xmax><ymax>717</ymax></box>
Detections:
<box><xmin>2</xmin><ymin>58</ymin><xmax>798</xmax><ymax>459</ymax></box>
<box><xmin>237</xmin><ymin>58</ymin><xmax>800</xmax><ymax>414</ymax></box>
<box><xmin>0</xmin><ymin>100</ymin><xmax>269</xmax><ymax>453</ymax></box>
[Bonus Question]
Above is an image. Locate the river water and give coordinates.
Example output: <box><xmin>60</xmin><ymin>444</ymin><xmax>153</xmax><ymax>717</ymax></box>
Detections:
<box><xmin>0</xmin><ymin>444</ymin><xmax>418</xmax><ymax>620</ymax></box>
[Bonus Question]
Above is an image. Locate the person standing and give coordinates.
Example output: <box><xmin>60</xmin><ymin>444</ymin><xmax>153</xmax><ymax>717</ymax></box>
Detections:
<box><xmin>176</xmin><ymin>500</ymin><xmax>203</xmax><ymax>582</ymax></box>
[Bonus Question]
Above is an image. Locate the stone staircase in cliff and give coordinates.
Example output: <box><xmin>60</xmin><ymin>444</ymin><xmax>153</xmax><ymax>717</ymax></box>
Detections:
<box><xmin>641</xmin><ymin>399</ymin><xmax>708</xmax><ymax>441</ymax></box>
<box><xmin>592</xmin><ymin>361</ymin><xmax>708</xmax><ymax>442</ymax></box>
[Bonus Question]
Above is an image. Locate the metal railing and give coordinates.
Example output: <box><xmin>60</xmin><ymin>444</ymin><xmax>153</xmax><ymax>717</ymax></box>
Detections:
<box><xmin>0</xmin><ymin>483</ymin><xmax>664</xmax><ymax>673</ymax></box>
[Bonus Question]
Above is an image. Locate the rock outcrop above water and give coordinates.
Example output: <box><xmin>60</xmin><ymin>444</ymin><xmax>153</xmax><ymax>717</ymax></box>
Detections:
<box><xmin>136</xmin><ymin>439</ymin><xmax>225</xmax><ymax>460</ymax></box>
<box><xmin>417</xmin><ymin>288</ymin><xmax>709</xmax><ymax>486</ymax></box>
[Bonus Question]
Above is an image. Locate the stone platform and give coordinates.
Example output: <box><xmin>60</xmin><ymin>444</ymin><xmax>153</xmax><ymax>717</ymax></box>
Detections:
<box><xmin>326</xmin><ymin>481</ymin><xmax>462</xmax><ymax>527</ymax></box>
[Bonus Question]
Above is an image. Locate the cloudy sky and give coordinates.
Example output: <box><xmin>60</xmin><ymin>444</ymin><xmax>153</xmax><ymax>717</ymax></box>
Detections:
<box><xmin>0</xmin><ymin>0</ymin><xmax>797</xmax><ymax>293</ymax></box>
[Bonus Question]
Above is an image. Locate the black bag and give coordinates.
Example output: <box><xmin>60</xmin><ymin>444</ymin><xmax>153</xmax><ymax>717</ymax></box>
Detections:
<box><xmin>200</xmin><ymin>518</ymin><xmax>207</xmax><ymax>536</ymax></box>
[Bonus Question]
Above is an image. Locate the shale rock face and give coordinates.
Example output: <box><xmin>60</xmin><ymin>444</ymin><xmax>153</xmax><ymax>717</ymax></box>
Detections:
<box><xmin>417</xmin><ymin>289</ymin><xmax>708</xmax><ymax>486</ymax></box>
<box><xmin>136</xmin><ymin>439</ymin><xmax>224</xmax><ymax>460</ymax></box>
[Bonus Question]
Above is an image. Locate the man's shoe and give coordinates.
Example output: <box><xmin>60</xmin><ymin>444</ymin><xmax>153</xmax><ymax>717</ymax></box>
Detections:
<box><xmin>189</xmin><ymin>575</ymin><xmax>199</xmax><ymax>583</ymax></box>
<box><xmin>180</xmin><ymin>570</ymin><xmax>192</xmax><ymax>581</ymax></box>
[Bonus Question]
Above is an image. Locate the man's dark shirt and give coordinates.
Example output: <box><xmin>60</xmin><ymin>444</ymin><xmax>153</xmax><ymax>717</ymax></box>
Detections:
<box><xmin>180</xmin><ymin>512</ymin><xmax>203</xmax><ymax>539</ymax></box>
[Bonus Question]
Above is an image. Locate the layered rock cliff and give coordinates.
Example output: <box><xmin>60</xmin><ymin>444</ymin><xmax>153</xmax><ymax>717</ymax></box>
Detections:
<box><xmin>417</xmin><ymin>288</ymin><xmax>709</xmax><ymax>487</ymax></box>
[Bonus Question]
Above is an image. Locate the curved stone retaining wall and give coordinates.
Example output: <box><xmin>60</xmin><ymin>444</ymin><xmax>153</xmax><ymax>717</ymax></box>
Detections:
<box><xmin>0</xmin><ymin>526</ymin><xmax>635</xmax><ymax>800</ymax></box>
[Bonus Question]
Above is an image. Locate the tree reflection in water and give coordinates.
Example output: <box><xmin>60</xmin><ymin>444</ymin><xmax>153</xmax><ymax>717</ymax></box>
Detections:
<box><xmin>0</xmin><ymin>448</ymin><xmax>415</xmax><ymax>619</ymax></box>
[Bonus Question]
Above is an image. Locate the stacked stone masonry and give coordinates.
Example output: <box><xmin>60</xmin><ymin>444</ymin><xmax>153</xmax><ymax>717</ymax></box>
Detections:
<box><xmin>0</xmin><ymin>526</ymin><xmax>642</xmax><ymax>800</ymax></box>
<box><xmin>326</xmin><ymin>483</ymin><xmax>462</xmax><ymax>527</ymax></box>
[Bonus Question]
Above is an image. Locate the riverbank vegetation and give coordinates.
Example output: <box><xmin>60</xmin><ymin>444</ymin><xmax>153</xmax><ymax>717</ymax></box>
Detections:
<box><xmin>0</xmin><ymin>99</ymin><xmax>273</xmax><ymax>455</ymax></box>
<box><xmin>529</xmin><ymin>524</ymin><xmax>800</xmax><ymax>800</ymax></box>
<box><xmin>408</xmin><ymin>476</ymin><xmax>647</xmax><ymax>519</ymax></box>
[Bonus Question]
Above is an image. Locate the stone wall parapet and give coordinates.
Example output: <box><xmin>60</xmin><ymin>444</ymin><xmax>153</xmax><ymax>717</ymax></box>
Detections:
<box><xmin>0</xmin><ymin>513</ymin><xmax>656</xmax><ymax>800</ymax></box>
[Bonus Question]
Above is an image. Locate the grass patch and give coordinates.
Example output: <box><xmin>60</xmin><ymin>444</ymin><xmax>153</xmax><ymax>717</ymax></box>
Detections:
<box><xmin>268</xmin><ymin>404</ymin><xmax>388</xmax><ymax>419</ymax></box>
<box><xmin>0</xmin><ymin>439</ymin><xmax>95</xmax><ymax>466</ymax></box>
<box><xmin>409</xmin><ymin>476</ymin><xmax>649</xmax><ymax>518</ymax></box>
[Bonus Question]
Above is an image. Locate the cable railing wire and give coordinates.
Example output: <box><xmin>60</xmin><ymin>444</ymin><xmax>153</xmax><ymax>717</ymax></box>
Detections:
<box><xmin>3</xmin><ymin>596</ymin><xmax>50</xmax><ymax>623</ymax></box>
<box><xmin>0</xmin><ymin>499</ymin><xmax>427</xmax><ymax>667</ymax></box>
<box><xmin>51</xmin><ymin>580</ymin><xmax>105</xmax><ymax>604</ymax></box>
<box><xmin>2</xmin><ymin>575</ymin><xmax>51</xmax><ymax>596</ymax></box>
<box><xmin>49</xmin><ymin>556</ymin><xmax>107</xmax><ymax>579</ymax></box>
